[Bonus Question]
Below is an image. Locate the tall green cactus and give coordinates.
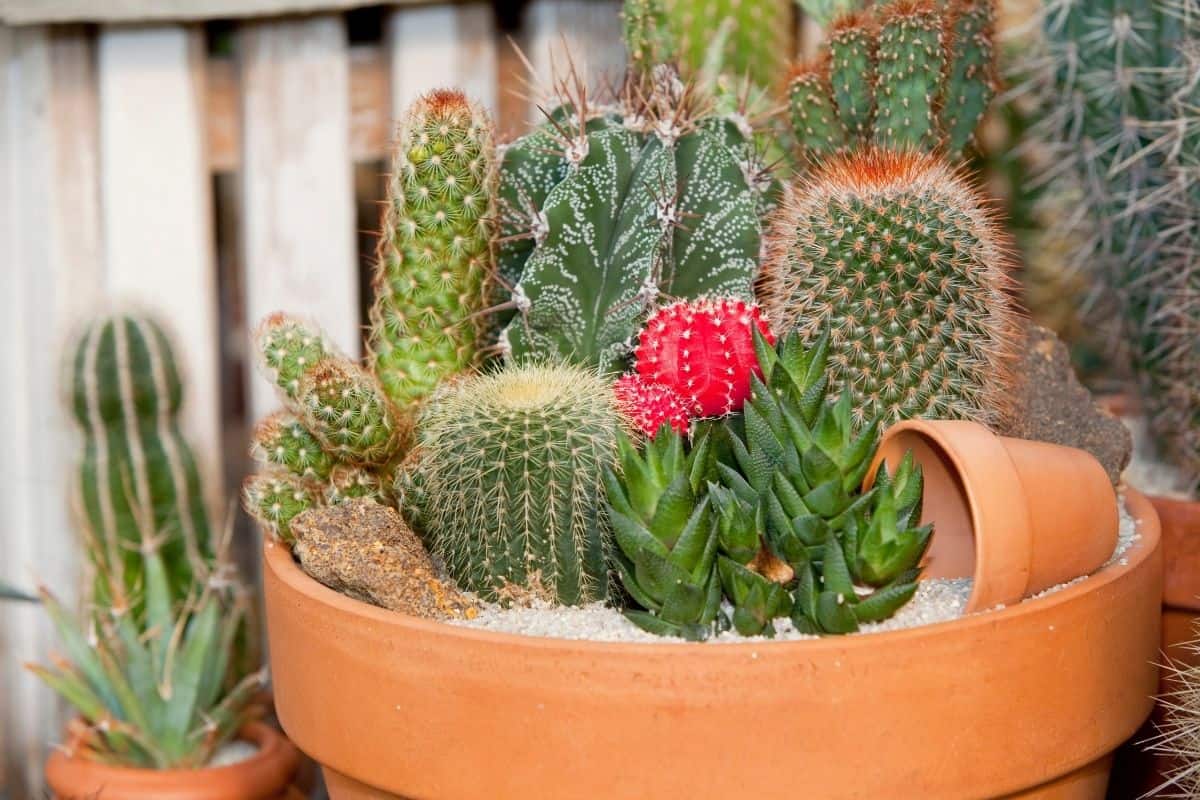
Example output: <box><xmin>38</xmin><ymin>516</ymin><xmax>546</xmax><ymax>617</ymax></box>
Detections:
<box><xmin>1021</xmin><ymin>0</ymin><xmax>1199</xmax><ymax>488</ymax></box>
<box><xmin>498</xmin><ymin>66</ymin><xmax>764</xmax><ymax>371</ymax></box>
<box><xmin>789</xmin><ymin>0</ymin><xmax>997</xmax><ymax>161</ymax></box>
<box><xmin>368</xmin><ymin>90</ymin><xmax>495</xmax><ymax>408</ymax></box>
<box><xmin>398</xmin><ymin>363</ymin><xmax>624</xmax><ymax>605</ymax></box>
<box><xmin>68</xmin><ymin>314</ymin><xmax>211</xmax><ymax>610</ymax></box>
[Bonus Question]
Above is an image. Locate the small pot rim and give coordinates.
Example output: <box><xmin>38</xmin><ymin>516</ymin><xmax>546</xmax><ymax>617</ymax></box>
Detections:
<box><xmin>45</xmin><ymin>720</ymin><xmax>299</xmax><ymax>797</ymax></box>
<box><xmin>263</xmin><ymin>489</ymin><xmax>1156</xmax><ymax>654</ymax></box>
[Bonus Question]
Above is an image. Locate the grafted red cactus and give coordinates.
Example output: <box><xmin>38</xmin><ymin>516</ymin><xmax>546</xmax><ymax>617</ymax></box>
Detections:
<box><xmin>613</xmin><ymin>374</ymin><xmax>691</xmax><ymax>436</ymax></box>
<box><xmin>633</xmin><ymin>298</ymin><xmax>774</xmax><ymax>417</ymax></box>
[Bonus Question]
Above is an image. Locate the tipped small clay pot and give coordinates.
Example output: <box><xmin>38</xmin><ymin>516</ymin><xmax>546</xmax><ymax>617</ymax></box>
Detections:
<box><xmin>866</xmin><ymin>419</ymin><xmax>1118</xmax><ymax>613</ymax></box>
<box><xmin>45</xmin><ymin>721</ymin><xmax>300</xmax><ymax>800</ymax></box>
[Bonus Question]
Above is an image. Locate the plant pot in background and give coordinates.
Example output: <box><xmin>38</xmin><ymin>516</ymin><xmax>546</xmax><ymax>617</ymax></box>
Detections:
<box><xmin>44</xmin><ymin>721</ymin><xmax>301</xmax><ymax>800</ymax></box>
<box><xmin>867</xmin><ymin>419</ymin><xmax>1119</xmax><ymax>612</ymax></box>
<box><xmin>262</xmin><ymin>492</ymin><xmax>1161</xmax><ymax>800</ymax></box>
<box><xmin>1150</xmin><ymin>494</ymin><xmax>1200</xmax><ymax>666</ymax></box>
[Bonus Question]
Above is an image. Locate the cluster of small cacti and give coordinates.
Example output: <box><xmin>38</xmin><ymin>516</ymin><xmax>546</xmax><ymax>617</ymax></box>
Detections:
<box><xmin>1019</xmin><ymin>0</ymin><xmax>1199</xmax><ymax>489</ymax></box>
<box><xmin>760</xmin><ymin>149</ymin><xmax>1022</xmax><ymax>428</ymax></box>
<box><xmin>244</xmin><ymin>313</ymin><xmax>403</xmax><ymax>544</ymax></box>
<box><xmin>606</xmin><ymin>330</ymin><xmax>932</xmax><ymax>639</ymax></box>
<box><xmin>789</xmin><ymin>0</ymin><xmax>997</xmax><ymax>162</ymax></box>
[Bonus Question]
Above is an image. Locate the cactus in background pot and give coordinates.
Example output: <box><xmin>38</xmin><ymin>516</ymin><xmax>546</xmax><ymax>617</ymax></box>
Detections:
<box><xmin>398</xmin><ymin>364</ymin><xmax>624</xmax><ymax>605</ymax></box>
<box><xmin>760</xmin><ymin>148</ymin><xmax>1022</xmax><ymax>427</ymax></box>
<box><xmin>497</xmin><ymin>66</ymin><xmax>766</xmax><ymax>371</ymax></box>
<box><xmin>368</xmin><ymin>90</ymin><xmax>496</xmax><ymax>407</ymax></box>
<box><xmin>1019</xmin><ymin>0</ymin><xmax>1199</xmax><ymax>488</ymax></box>
<box><xmin>67</xmin><ymin>313</ymin><xmax>211</xmax><ymax>611</ymax></box>
<box><xmin>789</xmin><ymin>0</ymin><xmax>997</xmax><ymax>161</ymax></box>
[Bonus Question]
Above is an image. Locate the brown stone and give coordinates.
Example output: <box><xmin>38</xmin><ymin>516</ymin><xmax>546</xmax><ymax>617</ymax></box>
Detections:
<box><xmin>291</xmin><ymin>499</ymin><xmax>475</xmax><ymax>620</ymax></box>
<box><xmin>1001</xmin><ymin>324</ymin><xmax>1132</xmax><ymax>486</ymax></box>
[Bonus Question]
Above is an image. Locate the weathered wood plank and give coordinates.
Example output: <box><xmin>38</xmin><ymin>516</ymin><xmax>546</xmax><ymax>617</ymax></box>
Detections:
<box><xmin>522</xmin><ymin>0</ymin><xmax>624</xmax><ymax>124</ymax></box>
<box><xmin>0</xmin><ymin>24</ymin><xmax>100</xmax><ymax>798</ymax></box>
<box><xmin>1</xmin><ymin>0</ymin><xmax>426</xmax><ymax>26</ymax></box>
<box><xmin>97</xmin><ymin>24</ymin><xmax>223</xmax><ymax>505</ymax></box>
<box><xmin>238</xmin><ymin>14</ymin><xmax>359</xmax><ymax>420</ymax></box>
<box><xmin>386</xmin><ymin>3</ymin><xmax>497</xmax><ymax>121</ymax></box>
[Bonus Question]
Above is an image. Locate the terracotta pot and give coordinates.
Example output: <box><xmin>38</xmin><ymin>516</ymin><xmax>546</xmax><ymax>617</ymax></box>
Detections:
<box><xmin>1150</xmin><ymin>494</ymin><xmax>1200</xmax><ymax>658</ymax></box>
<box><xmin>45</xmin><ymin>721</ymin><xmax>301</xmax><ymax>800</ymax></box>
<box><xmin>263</xmin><ymin>491</ymin><xmax>1162</xmax><ymax>800</ymax></box>
<box><xmin>866</xmin><ymin>419</ymin><xmax>1118</xmax><ymax>613</ymax></box>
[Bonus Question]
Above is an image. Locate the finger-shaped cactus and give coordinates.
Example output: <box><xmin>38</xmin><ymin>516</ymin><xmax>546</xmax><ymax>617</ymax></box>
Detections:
<box><xmin>368</xmin><ymin>89</ymin><xmax>496</xmax><ymax>408</ymax></box>
<box><xmin>250</xmin><ymin>411</ymin><xmax>335</xmax><ymax>482</ymax></box>
<box><xmin>401</xmin><ymin>363</ymin><xmax>623</xmax><ymax>605</ymax></box>
<box><xmin>874</xmin><ymin>0</ymin><xmax>946</xmax><ymax>151</ymax></box>
<box><xmin>253</xmin><ymin>312</ymin><xmax>332</xmax><ymax>402</ymax></box>
<box><xmin>297</xmin><ymin>359</ymin><xmax>405</xmax><ymax>467</ymax></box>
<box><xmin>761</xmin><ymin>148</ymin><xmax>1021</xmax><ymax>427</ymax></box>
<box><xmin>242</xmin><ymin>472</ymin><xmax>320</xmax><ymax>545</ymax></box>
<box><xmin>941</xmin><ymin>0</ymin><xmax>996</xmax><ymax>155</ymax></box>
<box><xmin>788</xmin><ymin>59</ymin><xmax>847</xmax><ymax>160</ymax></box>
<box><xmin>324</xmin><ymin>463</ymin><xmax>390</xmax><ymax>506</ymax></box>
<box><xmin>67</xmin><ymin>313</ymin><xmax>212</xmax><ymax>611</ymax></box>
<box><xmin>828</xmin><ymin>12</ymin><xmax>877</xmax><ymax>140</ymax></box>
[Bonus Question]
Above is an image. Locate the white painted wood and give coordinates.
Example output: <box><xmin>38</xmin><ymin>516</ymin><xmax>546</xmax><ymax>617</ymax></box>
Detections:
<box><xmin>1</xmin><ymin>24</ymin><xmax>100</xmax><ymax>797</ymax></box>
<box><xmin>386</xmin><ymin>2</ymin><xmax>497</xmax><ymax>121</ymax></box>
<box><xmin>523</xmin><ymin>0</ymin><xmax>625</xmax><ymax>124</ymax></box>
<box><xmin>97</xmin><ymin>24</ymin><xmax>223</xmax><ymax>506</ymax></box>
<box><xmin>0</xmin><ymin>0</ymin><xmax>422</xmax><ymax>25</ymax></box>
<box><xmin>239</xmin><ymin>14</ymin><xmax>359</xmax><ymax>420</ymax></box>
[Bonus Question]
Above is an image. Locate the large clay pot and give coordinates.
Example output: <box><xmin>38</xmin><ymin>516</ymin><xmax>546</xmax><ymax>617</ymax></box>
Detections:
<box><xmin>45</xmin><ymin>721</ymin><xmax>300</xmax><ymax>800</ymax></box>
<box><xmin>866</xmin><ymin>419</ymin><xmax>1119</xmax><ymax>612</ymax></box>
<box><xmin>263</xmin><ymin>491</ymin><xmax>1162</xmax><ymax>800</ymax></box>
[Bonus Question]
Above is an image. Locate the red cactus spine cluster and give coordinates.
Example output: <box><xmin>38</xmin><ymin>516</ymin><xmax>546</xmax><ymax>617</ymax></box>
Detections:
<box><xmin>613</xmin><ymin>374</ymin><xmax>692</xmax><ymax>437</ymax></box>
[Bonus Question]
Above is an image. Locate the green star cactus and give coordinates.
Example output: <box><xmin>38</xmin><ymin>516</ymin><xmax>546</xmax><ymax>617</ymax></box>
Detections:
<box><xmin>368</xmin><ymin>89</ymin><xmax>495</xmax><ymax>407</ymax></box>
<box><xmin>399</xmin><ymin>363</ymin><xmax>624</xmax><ymax>605</ymax></box>
<box><xmin>1020</xmin><ymin>0</ymin><xmax>1199</xmax><ymax>488</ymax></box>
<box><xmin>760</xmin><ymin>148</ymin><xmax>1021</xmax><ymax>427</ymax></box>
<box><xmin>497</xmin><ymin>66</ymin><xmax>766</xmax><ymax>370</ymax></box>
<box><xmin>67</xmin><ymin>313</ymin><xmax>211</xmax><ymax>610</ymax></box>
<box><xmin>789</xmin><ymin>0</ymin><xmax>997</xmax><ymax>161</ymax></box>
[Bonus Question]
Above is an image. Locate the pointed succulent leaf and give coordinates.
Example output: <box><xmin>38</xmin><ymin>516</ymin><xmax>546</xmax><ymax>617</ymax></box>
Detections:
<box><xmin>817</xmin><ymin>590</ymin><xmax>860</xmax><ymax>634</ymax></box>
<box><xmin>614</xmin><ymin>555</ymin><xmax>663</xmax><ymax>612</ymax></box>
<box><xmin>821</xmin><ymin>529</ymin><xmax>856</xmax><ymax>598</ymax></box>
<box><xmin>610</xmin><ymin>508</ymin><xmax>671</xmax><ymax>561</ymax></box>
<box><xmin>852</xmin><ymin>578</ymin><xmax>920</xmax><ymax>623</ymax></box>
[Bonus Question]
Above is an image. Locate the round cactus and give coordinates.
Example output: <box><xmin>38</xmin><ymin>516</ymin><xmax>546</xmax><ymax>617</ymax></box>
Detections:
<box><xmin>633</xmin><ymin>297</ymin><xmax>775</xmax><ymax>417</ymax></box>
<box><xmin>400</xmin><ymin>363</ymin><xmax>624</xmax><ymax>605</ymax></box>
<box><xmin>760</xmin><ymin>148</ymin><xmax>1020</xmax><ymax>426</ymax></box>
<box><xmin>613</xmin><ymin>374</ymin><xmax>692</xmax><ymax>436</ymax></box>
<box><xmin>296</xmin><ymin>359</ymin><xmax>405</xmax><ymax>467</ymax></box>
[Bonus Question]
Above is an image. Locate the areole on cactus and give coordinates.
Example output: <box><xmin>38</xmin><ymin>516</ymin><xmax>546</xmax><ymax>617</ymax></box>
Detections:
<box><xmin>613</xmin><ymin>374</ymin><xmax>692</xmax><ymax>437</ymax></box>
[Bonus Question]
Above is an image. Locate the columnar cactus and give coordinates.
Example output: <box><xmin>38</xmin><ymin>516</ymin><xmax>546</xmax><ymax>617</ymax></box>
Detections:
<box><xmin>789</xmin><ymin>0</ymin><xmax>997</xmax><ymax>161</ymax></box>
<box><xmin>368</xmin><ymin>90</ymin><xmax>496</xmax><ymax>408</ymax></box>
<box><xmin>398</xmin><ymin>364</ymin><xmax>625</xmax><ymax>605</ymax></box>
<box><xmin>68</xmin><ymin>313</ymin><xmax>211</xmax><ymax>609</ymax></box>
<box><xmin>760</xmin><ymin>149</ymin><xmax>1021</xmax><ymax>427</ymax></box>
<box><xmin>1021</xmin><ymin>0</ymin><xmax>1199</xmax><ymax>488</ymax></box>
<box><xmin>497</xmin><ymin>66</ymin><xmax>766</xmax><ymax>371</ymax></box>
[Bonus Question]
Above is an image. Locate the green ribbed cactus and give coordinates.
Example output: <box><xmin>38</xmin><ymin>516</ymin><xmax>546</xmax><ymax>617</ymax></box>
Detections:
<box><xmin>760</xmin><ymin>149</ymin><xmax>1022</xmax><ymax>427</ymax></box>
<box><xmin>498</xmin><ymin>66</ymin><xmax>765</xmax><ymax>370</ymax></box>
<box><xmin>1020</xmin><ymin>0</ymin><xmax>1199</xmax><ymax>488</ymax></box>
<box><xmin>368</xmin><ymin>90</ymin><xmax>495</xmax><ymax>407</ymax></box>
<box><xmin>789</xmin><ymin>0</ymin><xmax>996</xmax><ymax>161</ymax></box>
<box><xmin>399</xmin><ymin>364</ymin><xmax>624</xmax><ymax>605</ymax></box>
<box><xmin>67</xmin><ymin>314</ymin><xmax>211</xmax><ymax>609</ymax></box>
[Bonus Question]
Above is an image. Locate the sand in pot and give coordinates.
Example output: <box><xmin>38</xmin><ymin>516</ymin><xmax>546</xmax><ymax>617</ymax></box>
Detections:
<box><xmin>292</xmin><ymin>499</ymin><xmax>476</xmax><ymax>619</ymax></box>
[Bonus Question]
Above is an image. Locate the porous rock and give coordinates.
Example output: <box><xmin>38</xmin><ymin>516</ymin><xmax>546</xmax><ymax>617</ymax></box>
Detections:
<box><xmin>1001</xmin><ymin>324</ymin><xmax>1132</xmax><ymax>485</ymax></box>
<box><xmin>292</xmin><ymin>499</ymin><xmax>475</xmax><ymax>619</ymax></box>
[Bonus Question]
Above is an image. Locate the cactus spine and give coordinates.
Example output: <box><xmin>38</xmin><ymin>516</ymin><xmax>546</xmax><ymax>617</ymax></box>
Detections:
<box><xmin>368</xmin><ymin>90</ymin><xmax>496</xmax><ymax>407</ymax></box>
<box><xmin>760</xmin><ymin>149</ymin><xmax>1021</xmax><ymax>427</ymax></box>
<box><xmin>68</xmin><ymin>314</ymin><xmax>211</xmax><ymax>609</ymax></box>
<box><xmin>400</xmin><ymin>364</ymin><xmax>625</xmax><ymax>605</ymax></box>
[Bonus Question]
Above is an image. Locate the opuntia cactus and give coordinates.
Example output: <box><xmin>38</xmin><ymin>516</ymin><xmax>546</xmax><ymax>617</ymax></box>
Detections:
<box><xmin>399</xmin><ymin>363</ymin><xmax>624</xmax><ymax>605</ymax></box>
<box><xmin>67</xmin><ymin>313</ymin><xmax>212</xmax><ymax>610</ymax></box>
<box><xmin>760</xmin><ymin>148</ymin><xmax>1021</xmax><ymax>427</ymax></box>
<box><xmin>632</xmin><ymin>297</ymin><xmax>774</xmax><ymax>417</ymax></box>
<box><xmin>613</xmin><ymin>374</ymin><xmax>692</xmax><ymax>436</ymax></box>
<box><xmin>498</xmin><ymin>66</ymin><xmax>766</xmax><ymax>371</ymax></box>
<box><xmin>789</xmin><ymin>0</ymin><xmax>997</xmax><ymax>161</ymax></box>
<box><xmin>368</xmin><ymin>89</ymin><xmax>496</xmax><ymax>408</ymax></box>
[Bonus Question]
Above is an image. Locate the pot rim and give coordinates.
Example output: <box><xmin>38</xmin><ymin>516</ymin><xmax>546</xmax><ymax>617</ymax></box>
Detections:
<box><xmin>45</xmin><ymin>720</ymin><xmax>298</xmax><ymax>789</ymax></box>
<box><xmin>264</xmin><ymin>489</ymin><xmax>1157</xmax><ymax>654</ymax></box>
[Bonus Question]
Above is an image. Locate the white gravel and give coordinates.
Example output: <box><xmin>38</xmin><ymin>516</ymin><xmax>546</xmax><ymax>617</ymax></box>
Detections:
<box><xmin>206</xmin><ymin>739</ymin><xmax>258</xmax><ymax>767</ymax></box>
<box><xmin>452</xmin><ymin>496</ymin><xmax>1141</xmax><ymax>643</ymax></box>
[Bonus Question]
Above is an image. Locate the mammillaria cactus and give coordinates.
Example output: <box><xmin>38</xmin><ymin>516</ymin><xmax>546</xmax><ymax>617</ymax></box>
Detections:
<box><xmin>254</xmin><ymin>312</ymin><xmax>331</xmax><ymax>402</ymax></box>
<box><xmin>297</xmin><ymin>359</ymin><xmax>405</xmax><ymax>466</ymax></box>
<box><xmin>632</xmin><ymin>297</ymin><xmax>774</xmax><ymax>418</ymax></box>
<box><xmin>760</xmin><ymin>148</ymin><xmax>1021</xmax><ymax>427</ymax></box>
<box><xmin>67</xmin><ymin>313</ymin><xmax>211</xmax><ymax>610</ymax></box>
<box><xmin>789</xmin><ymin>0</ymin><xmax>996</xmax><ymax>161</ymax></box>
<box><xmin>399</xmin><ymin>364</ymin><xmax>624</xmax><ymax>605</ymax></box>
<box><xmin>368</xmin><ymin>90</ymin><xmax>495</xmax><ymax>408</ymax></box>
<box><xmin>242</xmin><ymin>472</ymin><xmax>320</xmax><ymax>545</ymax></box>
<box><xmin>250</xmin><ymin>411</ymin><xmax>335</xmax><ymax>482</ymax></box>
<box><xmin>1021</xmin><ymin>0</ymin><xmax>1199</xmax><ymax>488</ymax></box>
<box><xmin>497</xmin><ymin>66</ymin><xmax>765</xmax><ymax>371</ymax></box>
